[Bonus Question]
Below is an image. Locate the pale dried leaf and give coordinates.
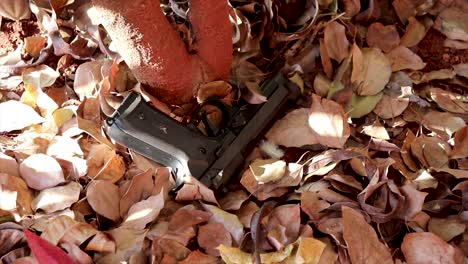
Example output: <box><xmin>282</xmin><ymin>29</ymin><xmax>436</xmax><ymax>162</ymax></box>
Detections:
<box><xmin>121</xmin><ymin>191</ymin><xmax>165</xmax><ymax>229</ymax></box>
<box><xmin>0</xmin><ymin>101</ymin><xmax>45</xmax><ymax>132</ymax></box>
<box><xmin>429</xmin><ymin>87</ymin><xmax>468</xmax><ymax>114</ymax></box>
<box><xmin>73</xmin><ymin>61</ymin><xmax>103</xmax><ymax>100</ymax></box>
<box><xmin>218</xmin><ymin>245</ymin><xmax>253</xmax><ymax>264</ymax></box>
<box><xmin>19</xmin><ymin>154</ymin><xmax>65</xmax><ymax>190</ymax></box>
<box><xmin>107</xmin><ymin>227</ymin><xmax>147</xmax><ymax>260</ymax></box>
<box><xmin>386</xmin><ymin>46</ymin><xmax>426</xmax><ymax>71</ymax></box>
<box><xmin>266</xmin><ymin>108</ymin><xmax>318</xmax><ymax>147</ymax></box>
<box><xmin>86</xmin><ymin>180</ymin><xmax>120</xmax><ymax>222</ymax></box>
<box><xmin>32</xmin><ymin>182</ymin><xmax>81</xmax><ymax>213</ymax></box>
<box><xmin>176</xmin><ymin>176</ymin><xmax>218</xmax><ymax>205</ymax></box>
<box><xmin>0</xmin><ymin>153</ymin><xmax>19</xmax><ymax>177</ymax></box>
<box><xmin>309</xmin><ymin>94</ymin><xmax>350</xmax><ymax>148</ymax></box>
<box><xmin>0</xmin><ymin>0</ymin><xmax>30</xmax><ymax>20</ymax></box>
<box><xmin>422</xmin><ymin>111</ymin><xmax>465</xmax><ymax>138</ymax></box>
<box><xmin>433</xmin><ymin>7</ymin><xmax>468</xmax><ymax>41</ymax></box>
<box><xmin>373</xmin><ymin>93</ymin><xmax>409</xmax><ymax>119</ymax></box>
<box><xmin>428</xmin><ymin>217</ymin><xmax>466</xmax><ymax>242</ymax></box>
<box><xmin>351</xmin><ymin>46</ymin><xmax>392</xmax><ymax>96</ymax></box>
<box><xmin>249</xmin><ymin>159</ymin><xmax>286</xmax><ymax>183</ymax></box>
<box><xmin>400</xmin><ymin>17</ymin><xmax>426</xmax><ymax>47</ymax></box>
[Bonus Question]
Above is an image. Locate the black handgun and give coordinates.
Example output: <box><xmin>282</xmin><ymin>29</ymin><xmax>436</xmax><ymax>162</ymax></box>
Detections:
<box><xmin>105</xmin><ymin>74</ymin><xmax>299</xmax><ymax>189</ymax></box>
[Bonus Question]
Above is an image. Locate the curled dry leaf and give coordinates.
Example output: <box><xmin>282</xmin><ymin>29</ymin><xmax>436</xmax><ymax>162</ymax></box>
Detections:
<box><xmin>309</xmin><ymin>94</ymin><xmax>350</xmax><ymax>149</ymax></box>
<box><xmin>422</xmin><ymin>111</ymin><xmax>465</xmax><ymax>138</ymax></box>
<box><xmin>323</xmin><ymin>21</ymin><xmax>350</xmax><ymax>62</ymax></box>
<box><xmin>342</xmin><ymin>206</ymin><xmax>393</xmax><ymax>264</ymax></box>
<box><xmin>86</xmin><ymin>180</ymin><xmax>120</xmax><ymax>222</ymax></box>
<box><xmin>266</xmin><ymin>108</ymin><xmax>318</xmax><ymax>148</ymax></box>
<box><xmin>201</xmin><ymin>203</ymin><xmax>244</xmax><ymax>245</ymax></box>
<box><xmin>386</xmin><ymin>46</ymin><xmax>426</xmax><ymax>71</ymax></box>
<box><xmin>0</xmin><ymin>0</ymin><xmax>31</xmax><ymax>21</ymax></box>
<box><xmin>121</xmin><ymin>191</ymin><xmax>165</xmax><ymax>229</ymax></box>
<box><xmin>198</xmin><ymin>222</ymin><xmax>232</xmax><ymax>256</ymax></box>
<box><xmin>0</xmin><ymin>101</ymin><xmax>45</xmax><ymax>133</ymax></box>
<box><xmin>429</xmin><ymin>87</ymin><xmax>468</xmax><ymax>114</ymax></box>
<box><xmin>401</xmin><ymin>232</ymin><xmax>465</xmax><ymax>264</ymax></box>
<box><xmin>32</xmin><ymin>182</ymin><xmax>81</xmax><ymax>214</ymax></box>
<box><xmin>249</xmin><ymin>159</ymin><xmax>286</xmax><ymax>183</ymax></box>
<box><xmin>451</xmin><ymin>126</ymin><xmax>468</xmax><ymax>158</ymax></box>
<box><xmin>19</xmin><ymin>154</ymin><xmax>65</xmax><ymax>191</ymax></box>
<box><xmin>351</xmin><ymin>45</ymin><xmax>392</xmax><ymax>96</ymax></box>
<box><xmin>175</xmin><ymin>176</ymin><xmax>218</xmax><ymax>205</ymax></box>
<box><xmin>400</xmin><ymin>17</ymin><xmax>427</xmax><ymax>47</ymax></box>
<box><xmin>366</xmin><ymin>23</ymin><xmax>400</xmax><ymax>52</ymax></box>
<box><xmin>86</xmin><ymin>144</ymin><xmax>125</xmax><ymax>183</ymax></box>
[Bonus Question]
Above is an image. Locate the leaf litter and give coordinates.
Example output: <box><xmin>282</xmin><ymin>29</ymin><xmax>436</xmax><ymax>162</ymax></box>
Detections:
<box><xmin>0</xmin><ymin>0</ymin><xmax>467</xmax><ymax>263</ymax></box>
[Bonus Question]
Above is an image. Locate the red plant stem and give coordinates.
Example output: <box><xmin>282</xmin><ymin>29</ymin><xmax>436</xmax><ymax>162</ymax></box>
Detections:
<box><xmin>90</xmin><ymin>0</ymin><xmax>232</xmax><ymax>105</ymax></box>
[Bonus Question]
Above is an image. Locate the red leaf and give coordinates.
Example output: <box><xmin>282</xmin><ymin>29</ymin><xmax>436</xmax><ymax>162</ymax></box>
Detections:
<box><xmin>24</xmin><ymin>229</ymin><xmax>78</xmax><ymax>264</ymax></box>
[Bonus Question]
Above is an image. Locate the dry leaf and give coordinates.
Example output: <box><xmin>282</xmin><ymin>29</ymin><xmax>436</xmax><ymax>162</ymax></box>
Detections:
<box><xmin>342</xmin><ymin>206</ymin><xmax>393</xmax><ymax>264</ymax></box>
<box><xmin>266</xmin><ymin>108</ymin><xmax>318</xmax><ymax>148</ymax></box>
<box><xmin>73</xmin><ymin>61</ymin><xmax>104</xmax><ymax>100</ymax></box>
<box><xmin>351</xmin><ymin>45</ymin><xmax>391</xmax><ymax>96</ymax></box>
<box><xmin>0</xmin><ymin>185</ymin><xmax>17</xmax><ymax>211</ymax></box>
<box><xmin>121</xmin><ymin>191</ymin><xmax>165</xmax><ymax>229</ymax></box>
<box><xmin>32</xmin><ymin>182</ymin><xmax>81</xmax><ymax>213</ymax></box>
<box><xmin>346</xmin><ymin>92</ymin><xmax>384</xmax><ymax>118</ymax></box>
<box><xmin>433</xmin><ymin>7</ymin><xmax>468</xmax><ymax>41</ymax></box>
<box><xmin>107</xmin><ymin>227</ymin><xmax>147</xmax><ymax>260</ymax></box>
<box><xmin>386</xmin><ymin>46</ymin><xmax>426</xmax><ymax>71</ymax></box>
<box><xmin>19</xmin><ymin>154</ymin><xmax>65</xmax><ymax>190</ymax></box>
<box><xmin>422</xmin><ymin>111</ymin><xmax>465</xmax><ymax>138</ymax></box>
<box><xmin>59</xmin><ymin>222</ymin><xmax>98</xmax><ymax>246</ymax></box>
<box><xmin>294</xmin><ymin>237</ymin><xmax>326</xmax><ymax>264</ymax></box>
<box><xmin>249</xmin><ymin>159</ymin><xmax>286</xmax><ymax>183</ymax></box>
<box><xmin>219</xmin><ymin>190</ymin><xmax>249</xmax><ymax>211</ymax></box>
<box><xmin>401</xmin><ymin>232</ymin><xmax>465</xmax><ymax>264</ymax></box>
<box><xmin>0</xmin><ymin>173</ymin><xmax>33</xmax><ymax>215</ymax></box>
<box><xmin>361</xmin><ymin>119</ymin><xmax>390</xmax><ymax>140</ymax></box>
<box><xmin>86</xmin><ymin>180</ymin><xmax>120</xmax><ymax>222</ymax></box>
<box><xmin>85</xmin><ymin>232</ymin><xmax>116</xmax><ymax>253</ymax></box>
<box><xmin>429</xmin><ymin>87</ymin><xmax>468</xmax><ymax>114</ymax></box>
<box><xmin>0</xmin><ymin>153</ymin><xmax>19</xmax><ymax>177</ymax></box>
<box><xmin>218</xmin><ymin>245</ymin><xmax>253</xmax><ymax>264</ymax></box>
<box><xmin>323</xmin><ymin>21</ymin><xmax>350</xmax><ymax>62</ymax></box>
<box><xmin>453</xmin><ymin>63</ymin><xmax>468</xmax><ymax>79</ymax></box>
<box><xmin>87</xmin><ymin>144</ymin><xmax>125</xmax><ymax>183</ymax></box>
<box><xmin>198</xmin><ymin>222</ymin><xmax>232</xmax><ymax>256</ymax></box>
<box><xmin>267</xmin><ymin>204</ymin><xmax>301</xmax><ymax>250</ymax></box>
<box><xmin>201</xmin><ymin>204</ymin><xmax>244</xmax><ymax>245</ymax></box>
<box><xmin>400</xmin><ymin>17</ymin><xmax>426</xmax><ymax>47</ymax></box>
<box><xmin>0</xmin><ymin>101</ymin><xmax>45</xmax><ymax>132</ymax></box>
<box><xmin>451</xmin><ymin>126</ymin><xmax>468</xmax><ymax>158</ymax></box>
<box><xmin>373</xmin><ymin>93</ymin><xmax>409</xmax><ymax>119</ymax></box>
<box><xmin>0</xmin><ymin>0</ymin><xmax>30</xmax><ymax>20</ymax></box>
<box><xmin>176</xmin><ymin>176</ymin><xmax>218</xmax><ymax>205</ymax></box>
<box><xmin>24</xmin><ymin>36</ymin><xmax>47</xmax><ymax>59</ymax></box>
<box><xmin>366</xmin><ymin>23</ymin><xmax>400</xmax><ymax>52</ymax></box>
<box><xmin>301</xmin><ymin>192</ymin><xmax>330</xmax><ymax>220</ymax></box>
<box><xmin>40</xmin><ymin>215</ymin><xmax>77</xmax><ymax>245</ymax></box>
<box><xmin>179</xmin><ymin>250</ymin><xmax>219</xmax><ymax>264</ymax></box>
<box><xmin>428</xmin><ymin>217</ymin><xmax>466</xmax><ymax>242</ymax></box>
<box><xmin>237</xmin><ymin>201</ymin><xmax>259</xmax><ymax>228</ymax></box>
<box><xmin>309</xmin><ymin>94</ymin><xmax>350</xmax><ymax>148</ymax></box>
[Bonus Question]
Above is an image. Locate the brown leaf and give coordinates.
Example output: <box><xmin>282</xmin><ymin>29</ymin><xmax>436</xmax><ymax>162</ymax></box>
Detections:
<box><xmin>428</xmin><ymin>217</ymin><xmax>466</xmax><ymax>242</ymax></box>
<box><xmin>342</xmin><ymin>0</ymin><xmax>360</xmax><ymax>17</ymax></box>
<box><xmin>201</xmin><ymin>204</ymin><xmax>244</xmax><ymax>245</ymax></box>
<box><xmin>237</xmin><ymin>201</ymin><xmax>259</xmax><ymax>228</ymax></box>
<box><xmin>400</xmin><ymin>17</ymin><xmax>427</xmax><ymax>47</ymax></box>
<box><xmin>433</xmin><ymin>7</ymin><xmax>468</xmax><ymax>41</ymax></box>
<box><xmin>266</xmin><ymin>108</ymin><xmax>318</xmax><ymax>148</ymax></box>
<box><xmin>366</xmin><ymin>23</ymin><xmax>400</xmax><ymax>52</ymax></box>
<box><xmin>319</xmin><ymin>38</ymin><xmax>334</xmax><ymax>78</ymax></box>
<box><xmin>351</xmin><ymin>45</ymin><xmax>392</xmax><ymax>96</ymax></box>
<box><xmin>397</xmin><ymin>184</ymin><xmax>427</xmax><ymax>220</ymax></box>
<box><xmin>179</xmin><ymin>250</ymin><xmax>219</xmax><ymax>264</ymax></box>
<box><xmin>342</xmin><ymin>206</ymin><xmax>393</xmax><ymax>264</ymax></box>
<box><xmin>451</xmin><ymin>126</ymin><xmax>468</xmax><ymax>158</ymax></box>
<box><xmin>121</xmin><ymin>191</ymin><xmax>165</xmax><ymax>229</ymax></box>
<box><xmin>267</xmin><ymin>204</ymin><xmax>301</xmax><ymax>250</ymax></box>
<box><xmin>219</xmin><ymin>190</ymin><xmax>249</xmax><ymax>211</ymax></box>
<box><xmin>175</xmin><ymin>176</ymin><xmax>218</xmax><ymax>205</ymax></box>
<box><xmin>392</xmin><ymin>0</ymin><xmax>417</xmax><ymax>23</ymax></box>
<box><xmin>85</xmin><ymin>232</ymin><xmax>116</xmax><ymax>254</ymax></box>
<box><xmin>86</xmin><ymin>180</ymin><xmax>120</xmax><ymax>222</ymax></box>
<box><xmin>324</xmin><ymin>21</ymin><xmax>350</xmax><ymax>62</ymax></box>
<box><xmin>429</xmin><ymin>87</ymin><xmax>468</xmax><ymax>114</ymax></box>
<box><xmin>198</xmin><ymin>222</ymin><xmax>232</xmax><ymax>256</ymax></box>
<box><xmin>373</xmin><ymin>93</ymin><xmax>409</xmax><ymax>119</ymax></box>
<box><xmin>386</xmin><ymin>46</ymin><xmax>426</xmax><ymax>71</ymax></box>
<box><xmin>32</xmin><ymin>182</ymin><xmax>81</xmax><ymax>213</ymax></box>
<box><xmin>108</xmin><ymin>227</ymin><xmax>147</xmax><ymax>260</ymax></box>
<box><xmin>86</xmin><ymin>144</ymin><xmax>125</xmax><ymax>183</ymax></box>
<box><xmin>0</xmin><ymin>173</ymin><xmax>33</xmax><ymax>215</ymax></box>
<box><xmin>293</xmin><ymin>237</ymin><xmax>326</xmax><ymax>264</ymax></box>
<box><xmin>309</xmin><ymin>94</ymin><xmax>350</xmax><ymax>149</ymax></box>
<box><xmin>168</xmin><ymin>206</ymin><xmax>212</xmax><ymax>232</ymax></box>
<box><xmin>0</xmin><ymin>153</ymin><xmax>19</xmax><ymax>177</ymax></box>
<box><xmin>0</xmin><ymin>228</ymin><xmax>25</xmax><ymax>256</ymax></box>
<box><xmin>401</xmin><ymin>232</ymin><xmax>465</xmax><ymax>264</ymax></box>
<box><xmin>422</xmin><ymin>111</ymin><xmax>465</xmax><ymax>139</ymax></box>
<box><xmin>301</xmin><ymin>192</ymin><xmax>330</xmax><ymax>220</ymax></box>
<box><xmin>40</xmin><ymin>215</ymin><xmax>77</xmax><ymax>245</ymax></box>
<box><xmin>0</xmin><ymin>0</ymin><xmax>30</xmax><ymax>20</ymax></box>
<box><xmin>24</xmin><ymin>36</ymin><xmax>47</xmax><ymax>59</ymax></box>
